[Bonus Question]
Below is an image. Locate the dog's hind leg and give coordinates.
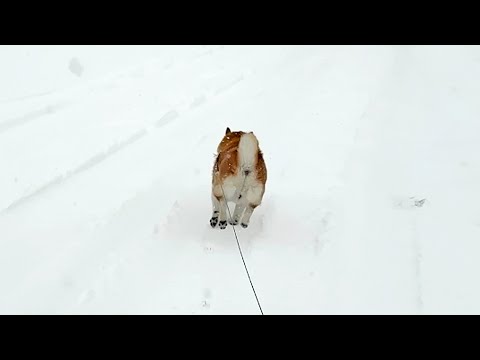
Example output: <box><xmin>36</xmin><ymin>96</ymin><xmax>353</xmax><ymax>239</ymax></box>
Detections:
<box><xmin>217</xmin><ymin>196</ymin><xmax>228</xmax><ymax>229</ymax></box>
<box><xmin>210</xmin><ymin>193</ymin><xmax>220</xmax><ymax>228</ymax></box>
<box><xmin>230</xmin><ymin>196</ymin><xmax>246</xmax><ymax>226</ymax></box>
<box><xmin>230</xmin><ymin>205</ymin><xmax>246</xmax><ymax>226</ymax></box>
<box><xmin>240</xmin><ymin>204</ymin><xmax>257</xmax><ymax>228</ymax></box>
<box><xmin>211</xmin><ymin>190</ymin><xmax>228</xmax><ymax>229</ymax></box>
<box><xmin>240</xmin><ymin>185</ymin><xmax>264</xmax><ymax>228</ymax></box>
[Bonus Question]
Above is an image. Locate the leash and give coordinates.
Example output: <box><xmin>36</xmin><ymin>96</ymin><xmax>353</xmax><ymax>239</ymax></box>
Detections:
<box><xmin>219</xmin><ymin>177</ymin><xmax>264</xmax><ymax>315</ymax></box>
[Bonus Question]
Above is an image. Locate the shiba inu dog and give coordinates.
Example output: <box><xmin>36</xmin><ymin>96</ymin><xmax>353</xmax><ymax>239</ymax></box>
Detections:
<box><xmin>210</xmin><ymin>127</ymin><xmax>267</xmax><ymax>229</ymax></box>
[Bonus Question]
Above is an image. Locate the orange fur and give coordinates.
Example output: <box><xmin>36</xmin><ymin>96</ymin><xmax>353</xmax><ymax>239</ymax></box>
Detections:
<box><xmin>212</xmin><ymin>129</ymin><xmax>267</xmax><ymax>195</ymax></box>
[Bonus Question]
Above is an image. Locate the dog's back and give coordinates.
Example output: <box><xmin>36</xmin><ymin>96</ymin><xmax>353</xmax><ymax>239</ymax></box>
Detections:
<box><xmin>210</xmin><ymin>127</ymin><xmax>267</xmax><ymax>229</ymax></box>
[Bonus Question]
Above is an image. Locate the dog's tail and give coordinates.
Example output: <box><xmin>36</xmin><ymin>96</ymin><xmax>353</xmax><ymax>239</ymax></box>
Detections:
<box><xmin>238</xmin><ymin>132</ymin><xmax>259</xmax><ymax>175</ymax></box>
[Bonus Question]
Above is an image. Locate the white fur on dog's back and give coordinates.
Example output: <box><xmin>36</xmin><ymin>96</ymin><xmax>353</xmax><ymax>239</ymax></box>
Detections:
<box><xmin>238</xmin><ymin>132</ymin><xmax>258</xmax><ymax>171</ymax></box>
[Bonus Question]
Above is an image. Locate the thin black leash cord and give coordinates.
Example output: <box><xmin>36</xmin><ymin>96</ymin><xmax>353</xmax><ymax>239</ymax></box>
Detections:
<box><xmin>219</xmin><ymin>179</ymin><xmax>264</xmax><ymax>315</ymax></box>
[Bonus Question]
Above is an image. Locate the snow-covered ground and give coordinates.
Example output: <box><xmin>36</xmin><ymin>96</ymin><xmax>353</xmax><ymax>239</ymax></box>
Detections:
<box><xmin>1</xmin><ymin>45</ymin><xmax>479</xmax><ymax>314</ymax></box>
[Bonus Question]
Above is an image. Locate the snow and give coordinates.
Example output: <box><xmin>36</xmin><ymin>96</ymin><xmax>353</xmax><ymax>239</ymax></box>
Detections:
<box><xmin>1</xmin><ymin>45</ymin><xmax>480</xmax><ymax>314</ymax></box>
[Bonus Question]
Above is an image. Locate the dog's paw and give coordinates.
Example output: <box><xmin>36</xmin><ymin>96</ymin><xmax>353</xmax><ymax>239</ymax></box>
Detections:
<box><xmin>219</xmin><ymin>220</ymin><xmax>228</xmax><ymax>229</ymax></box>
<box><xmin>241</xmin><ymin>223</ymin><xmax>248</xmax><ymax>228</ymax></box>
<box><xmin>210</xmin><ymin>217</ymin><xmax>218</xmax><ymax>228</ymax></box>
<box><xmin>228</xmin><ymin>219</ymin><xmax>238</xmax><ymax>226</ymax></box>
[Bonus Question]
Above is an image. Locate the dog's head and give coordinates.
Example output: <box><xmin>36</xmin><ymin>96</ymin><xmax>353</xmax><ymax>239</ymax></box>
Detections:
<box><xmin>225</xmin><ymin>127</ymin><xmax>254</xmax><ymax>136</ymax></box>
<box><xmin>218</xmin><ymin>127</ymin><xmax>244</xmax><ymax>153</ymax></box>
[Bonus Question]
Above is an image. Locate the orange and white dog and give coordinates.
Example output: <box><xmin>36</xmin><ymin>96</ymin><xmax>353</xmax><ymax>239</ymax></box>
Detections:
<box><xmin>210</xmin><ymin>127</ymin><xmax>267</xmax><ymax>229</ymax></box>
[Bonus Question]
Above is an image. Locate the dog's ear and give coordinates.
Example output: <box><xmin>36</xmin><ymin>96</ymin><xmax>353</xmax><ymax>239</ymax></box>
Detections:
<box><xmin>225</xmin><ymin>127</ymin><xmax>231</xmax><ymax>135</ymax></box>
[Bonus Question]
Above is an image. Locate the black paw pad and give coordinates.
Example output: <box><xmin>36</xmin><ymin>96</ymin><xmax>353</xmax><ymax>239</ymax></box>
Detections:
<box><xmin>229</xmin><ymin>219</ymin><xmax>238</xmax><ymax>226</ymax></box>
<box><xmin>241</xmin><ymin>223</ymin><xmax>248</xmax><ymax>228</ymax></box>
<box><xmin>210</xmin><ymin>217</ymin><xmax>218</xmax><ymax>228</ymax></box>
<box><xmin>219</xmin><ymin>220</ymin><xmax>227</xmax><ymax>229</ymax></box>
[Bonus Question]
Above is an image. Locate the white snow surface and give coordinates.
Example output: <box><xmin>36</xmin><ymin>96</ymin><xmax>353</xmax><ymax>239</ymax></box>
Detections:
<box><xmin>1</xmin><ymin>45</ymin><xmax>480</xmax><ymax>314</ymax></box>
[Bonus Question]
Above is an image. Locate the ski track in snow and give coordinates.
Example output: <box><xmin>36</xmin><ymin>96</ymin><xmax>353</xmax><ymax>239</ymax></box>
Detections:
<box><xmin>0</xmin><ymin>101</ymin><xmax>69</xmax><ymax>134</ymax></box>
<box><xmin>0</xmin><ymin>64</ymin><xmax>248</xmax><ymax>214</ymax></box>
<box><xmin>2</xmin><ymin>129</ymin><xmax>147</xmax><ymax>213</ymax></box>
<box><xmin>0</xmin><ymin>90</ymin><xmax>55</xmax><ymax>105</ymax></box>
